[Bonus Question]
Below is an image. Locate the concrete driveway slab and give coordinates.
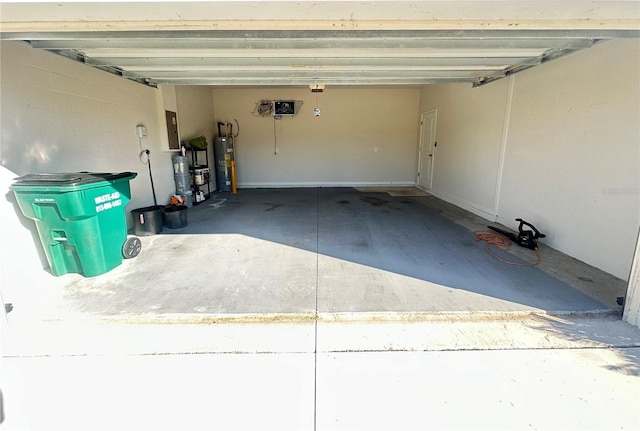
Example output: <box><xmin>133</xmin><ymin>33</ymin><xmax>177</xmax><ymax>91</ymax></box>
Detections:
<box><xmin>316</xmin><ymin>348</ymin><xmax>640</xmax><ymax>431</ymax></box>
<box><xmin>2</xmin><ymin>321</ymin><xmax>316</xmax><ymax>357</ymax></box>
<box><xmin>1</xmin><ymin>352</ymin><xmax>315</xmax><ymax>431</ymax></box>
<box><xmin>317</xmin><ymin>315</ymin><xmax>640</xmax><ymax>352</ymax></box>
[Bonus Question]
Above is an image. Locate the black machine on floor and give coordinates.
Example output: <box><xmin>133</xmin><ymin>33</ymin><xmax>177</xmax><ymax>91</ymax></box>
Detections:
<box><xmin>488</xmin><ymin>218</ymin><xmax>546</xmax><ymax>250</ymax></box>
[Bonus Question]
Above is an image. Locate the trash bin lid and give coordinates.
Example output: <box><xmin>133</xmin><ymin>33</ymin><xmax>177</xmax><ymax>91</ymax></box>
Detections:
<box><xmin>12</xmin><ymin>172</ymin><xmax>136</xmax><ymax>187</ymax></box>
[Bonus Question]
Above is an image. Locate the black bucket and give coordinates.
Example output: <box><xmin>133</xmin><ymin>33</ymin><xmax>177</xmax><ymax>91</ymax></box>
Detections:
<box><xmin>163</xmin><ymin>205</ymin><xmax>188</xmax><ymax>229</ymax></box>
<box><xmin>131</xmin><ymin>205</ymin><xmax>163</xmax><ymax>236</ymax></box>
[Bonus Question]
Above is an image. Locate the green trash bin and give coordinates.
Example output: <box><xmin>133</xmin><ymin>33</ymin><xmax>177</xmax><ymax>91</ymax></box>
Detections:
<box><xmin>10</xmin><ymin>172</ymin><xmax>139</xmax><ymax>277</ymax></box>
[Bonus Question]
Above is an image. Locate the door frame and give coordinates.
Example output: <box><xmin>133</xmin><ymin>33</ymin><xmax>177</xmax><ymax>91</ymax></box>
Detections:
<box><xmin>417</xmin><ymin>109</ymin><xmax>437</xmax><ymax>190</ymax></box>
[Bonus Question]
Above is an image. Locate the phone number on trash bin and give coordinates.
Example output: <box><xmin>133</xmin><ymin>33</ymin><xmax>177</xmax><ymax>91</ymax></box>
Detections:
<box><xmin>95</xmin><ymin>192</ymin><xmax>122</xmax><ymax>212</ymax></box>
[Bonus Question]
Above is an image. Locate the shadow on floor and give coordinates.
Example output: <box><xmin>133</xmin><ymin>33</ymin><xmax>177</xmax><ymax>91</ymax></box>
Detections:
<box><xmin>114</xmin><ymin>187</ymin><xmax>612</xmax><ymax>316</ymax></box>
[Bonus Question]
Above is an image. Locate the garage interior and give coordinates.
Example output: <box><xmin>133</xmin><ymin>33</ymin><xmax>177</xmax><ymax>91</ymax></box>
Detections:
<box><xmin>1</xmin><ymin>1</ymin><xmax>638</xmax><ymax>324</ymax></box>
<box><xmin>1</xmin><ymin>2</ymin><xmax>640</xmax><ymax>430</ymax></box>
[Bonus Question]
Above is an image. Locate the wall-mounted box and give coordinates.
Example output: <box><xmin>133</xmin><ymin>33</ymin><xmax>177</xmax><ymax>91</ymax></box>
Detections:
<box><xmin>274</xmin><ymin>100</ymin><xmax>302</xmax><ymax>116</ymax></box>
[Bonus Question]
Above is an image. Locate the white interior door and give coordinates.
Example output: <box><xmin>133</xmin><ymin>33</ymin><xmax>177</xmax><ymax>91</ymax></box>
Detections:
<box><xmin>418</xmin><ymin>110</ymin><xmax>437</xmax><ymax>190</ymax></box>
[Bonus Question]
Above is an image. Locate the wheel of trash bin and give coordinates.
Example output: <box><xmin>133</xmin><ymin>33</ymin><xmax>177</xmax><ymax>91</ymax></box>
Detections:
<box><xmin>122</xmin><ymin>236</ymin><xmax>142</xmax><ymax>259</ymax></box>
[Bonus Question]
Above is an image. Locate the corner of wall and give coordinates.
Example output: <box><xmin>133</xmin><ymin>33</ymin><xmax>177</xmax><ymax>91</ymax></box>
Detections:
<box><xmin>623</xmin><ymin>230</ymin><xmax>640</xmax><ymax>328</ymax></box>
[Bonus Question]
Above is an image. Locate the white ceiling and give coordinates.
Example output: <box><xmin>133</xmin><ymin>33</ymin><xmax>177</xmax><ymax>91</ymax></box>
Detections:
<box><xmin>1</xmin><ymin>1</ymin><xmax>639</xmax><ymax>88</ymax></box>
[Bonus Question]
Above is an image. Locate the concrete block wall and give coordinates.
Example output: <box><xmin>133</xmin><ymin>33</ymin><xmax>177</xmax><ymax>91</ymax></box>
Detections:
<box><xmin>0</xmin><ymin>41</ymin><xmax>176</xmax><ymax>211</ymax></box>
<box><xmin>0</xmin><ymin>41</ymin><xmax>215</xmax><ymax>287</ymax></box>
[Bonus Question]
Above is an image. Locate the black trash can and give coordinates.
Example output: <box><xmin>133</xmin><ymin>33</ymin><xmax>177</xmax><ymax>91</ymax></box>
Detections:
<box><xmin>163</xmin><ymin>206</ymin><xmax>188</xmax><ymax>229</ymax></box>
<box><xmin>131</xmin><ymin>205</ymin><xmax>163</xmax><ymax>236</ymax></box>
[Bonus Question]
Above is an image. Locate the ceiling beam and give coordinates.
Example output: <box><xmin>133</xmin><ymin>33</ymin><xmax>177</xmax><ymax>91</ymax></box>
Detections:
<box><xmin>2</xmin><ymin>21</ymin><xmax>639</xmax><ymax>33</ymax></box>
<box><xmin>24</xmin><ymin>35</ymin><xmax>602</xmax><ymax>52</ymax></box>
<box><xmin>132</xmin><ymin>69</ymin><xmax>503</xmax><ymax>80</ymax></box>
<box><xmin>146</xmin><ymin>77</ymin><xmax>477</xmax><ymax>86</ymax></box>
<box><xmin>83</xmin><ymin>56</ymin><xmax>540</xmax><ymax>68</ymax></box>
<box><xmin>1</xmin><ymin>0</ymin><xmax>638</xmax><ymax>28</ymax></box>
<box><xmin>75</xmin><ymin>48</ymin><xmax>553</xmax><ymax>59</ymax></box>
<box><xmin>7</xmin><ymin>29</ymin><xmax>636</xmax><ymax>43</ymax></box>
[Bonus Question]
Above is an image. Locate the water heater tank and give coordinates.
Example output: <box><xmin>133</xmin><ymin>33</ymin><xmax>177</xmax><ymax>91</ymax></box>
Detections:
<box><xmin>214</xmin><ymin>136</ymin><xmax>234</xmax><ymax>192</ymax></box>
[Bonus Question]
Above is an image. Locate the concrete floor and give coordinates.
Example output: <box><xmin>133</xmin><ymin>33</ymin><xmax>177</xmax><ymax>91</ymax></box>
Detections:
<box><xmin>14</xmin><ymin>187</ymin><xmax>624</xmax><ymax>323</ymax></box>
<box><xmin>2</xmin><ymin>188</ymin><xmax>637</xmax><ymax>430</ymax></box>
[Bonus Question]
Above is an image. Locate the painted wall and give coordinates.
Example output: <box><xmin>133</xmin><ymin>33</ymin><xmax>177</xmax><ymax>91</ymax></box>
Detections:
<box><xmin>0</xmin><ymin>42</ymin><xmax>215</xmax><ymax>285</ymax></box>
<box><xmin>211</xmin><ymin>87</ymin><xmax>421</xmax><ymax>187</ymax></box>
<box><xmin>418</xmin><ymin>79</ymin><xmax>511</xmax><ymax>218</ymax></box>
<box><xmin>175</xmin><ymin>85</ymin><xmax>217</xmax><ymax>188</ymax></box>
<box><xmin>501</xmin><ymin>39</ymin><xmax>640</xmax><ymax>280</ymax></box>
<box><xmin>420</xmin><ymin>39</ymin><xmax>640</xmax><ymax>279</ymax></box>
<box><xmin>0</xmin><ymin>40</ymin><xmax>169</xmax><ymax>289</ymax></box>
<box><xmin>175</xmin><ymin>86</ymin><xmax>216</xmax><ymax>142</ymax></box>
<box><xmin>0</xmin><ymin>41</ymin><xmax>176</xmax><ymax>211</ymax></box>
<box><xmin>623</xmin><ymin>231</ymin><xmax>640</xmax><ymax>328</ymax></box>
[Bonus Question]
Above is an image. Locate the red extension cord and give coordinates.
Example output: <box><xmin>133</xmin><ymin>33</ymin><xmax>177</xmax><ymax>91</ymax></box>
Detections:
<box><xmin>474</xmin><ymin>231</ymin><xmax>540</xmax><ymax>266</ymax></box>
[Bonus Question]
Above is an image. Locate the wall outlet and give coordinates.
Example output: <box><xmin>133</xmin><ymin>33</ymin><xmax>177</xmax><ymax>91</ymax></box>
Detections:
<box><xmin>136</xmin><ymin>125</ymin><xmax>147</xmax><ymax>138</ymax></box>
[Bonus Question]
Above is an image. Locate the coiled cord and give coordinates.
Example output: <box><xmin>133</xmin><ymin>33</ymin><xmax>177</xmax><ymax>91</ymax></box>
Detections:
<box><xmin>256</xmin><ymin>100</ymin><xmax>274</xmax><ymax>117</ymax></box>
<box><xmin>474</xmin><ymin>231</ymin><xmax>540</xmax><ymax>266</ymax></box>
